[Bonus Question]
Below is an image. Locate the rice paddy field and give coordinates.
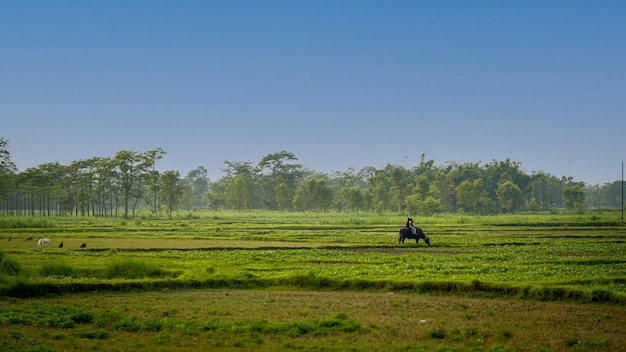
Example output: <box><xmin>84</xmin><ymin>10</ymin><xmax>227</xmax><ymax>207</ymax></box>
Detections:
<box><xmin>0</xmin><ymin>211</ymin><xmax>625</xmax><ymax>351</ymax></box>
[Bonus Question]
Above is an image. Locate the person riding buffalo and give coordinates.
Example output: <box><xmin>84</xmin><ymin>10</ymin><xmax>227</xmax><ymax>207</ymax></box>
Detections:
<box><xmin>406</xmin><ymin>217</ymin><xmax>417</xmax><ymax>235</ymax></box>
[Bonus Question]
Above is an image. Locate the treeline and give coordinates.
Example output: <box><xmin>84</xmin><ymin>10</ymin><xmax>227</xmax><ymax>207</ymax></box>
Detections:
<box><xmin>0</xmin><ymin>139</ymin><xmax>623</xmax><ymax>217</ymax></box>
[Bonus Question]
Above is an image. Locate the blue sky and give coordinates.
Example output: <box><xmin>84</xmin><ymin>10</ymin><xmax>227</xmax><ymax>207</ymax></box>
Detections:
<box><xmin>1</xmin><ymin>1</ymin><xmax>624</xmax><ymax>185</ymax></box>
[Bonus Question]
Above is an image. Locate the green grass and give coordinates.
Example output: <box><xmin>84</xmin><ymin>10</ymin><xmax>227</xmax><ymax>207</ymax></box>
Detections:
<box><xmin>0</xmin><ymin>211</ymin><xmax>625</xmax><ymax>350</ymax></box>
<box><xmin>1</xmin><ymin>212</ymin><xmax>625</xmax><ymax>302</ymax></box>
<box><xmin>1</xmin><ymin>289</ymin><xmax>624</xmax><ymax>351</ymax></box>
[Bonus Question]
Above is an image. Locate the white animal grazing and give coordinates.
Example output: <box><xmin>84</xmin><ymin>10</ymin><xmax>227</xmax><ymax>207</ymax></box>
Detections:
<box><xmin>37</xmin><ymin>238</ymin><xmax>51</xmax><ymax>246</ymax></box>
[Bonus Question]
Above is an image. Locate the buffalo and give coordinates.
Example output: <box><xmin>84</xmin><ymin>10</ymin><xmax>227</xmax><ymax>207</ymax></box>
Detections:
<box><xmin>398</xmin><ymin>226</ymin><xmax>430</xmax><ymax>246</ymax></box>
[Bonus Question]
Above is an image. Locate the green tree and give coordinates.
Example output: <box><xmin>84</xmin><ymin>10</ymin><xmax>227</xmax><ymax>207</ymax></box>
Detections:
<box><xmin>562</xmin><ymin>179</ymin><xmax>585</xmax><ymax>214</ymax></box>
<box><xmin>221</xmin><ymin>160</ymin><xmax>259</xmax><ymax>208</ymax></box>
<box><xmin>529</xmin><ymin>171</ymin><xmax>562</xmax><ymax>210</ymax></box>
<box><xmin>450</xmin><ymin>162</ymin><xmax>482</xmax><ymax>185</ymax></box>
<box><xmin>474</xmin><ymin>196</ymin><xmax>497</xmax><ymax>215</ymax></box>
<box><xmin>388</xmin><ymin>165</ymin><xmax>409</xmax><ymax>212</ymax></box>
<box><xmin>275</xmin><ymin>183</ymin><xmax>291</xmax><ymax>210</ymax></box>
<box><xmin>206</xmin><ymin>178</ymin><xmax>229</xmax><ymax>210</ymax></box>
<box><xmin>602</xmin><ymin>181</ymin><xmax>625</xmax><ymax>208</ymax></box>
<box><xmin>341</xmin><ymin>186</ymin><xmax>364</xmax><ymax>211</ymax></box>
<box><xmin>329</xmin><ymin>167</ymin><xmax>365</xmax><ymax>211</ymax></box>
<box><xmin>257</xmin><ymin>151</ymin><xmax>303</xmax><ymax>209</ymax></box>
<box><xmin>412</xmin><ymin>154</ymin><xmax>437</xmax><ymax>183</ymax></box>
<box><xmin>404</xmin><ymin>193</ymin><xmax>421</xmax><ymax>215</ymax></box>
<box><xmin>367</xmin><ymin>167</ymin><xmax>393</xmax><ymax>212</ymax></box>
<box><xmin>306</xmin><ymin>178</ymin><xmax>333</xmax><ymax>211</ymax></box>
<box><xmin>145</xmin><ymin>148</ymin><xmax>166</xmax><ymax>214</ymax></box>
<box><xmin>496</xmin><ymin>179</ymin><xmax>525</xmax><ymax>213</ymax></box>
<box><xmin>456</xmin><ymin>179</ymin><xmax>490</xmax><ymax>213</ymax></box>
<box><xmin>72</xmin><ymin>159</ymin><xmax>96</xmax><ymax>216</ymax></box>
<box><xmin>292</xmin><ymin>186</ymin><xmax>307</xmax><ymax>211</ymax></box>
<box><xmin>32</xmin><ymin>162</ymin><xmax>67</xmax><ymax>216</ymax></box>
<box><xmin>0</xmin><ymin>137</ymin><xmax>17</xmax><ymax>215</ymax></box>
<box><xmin>421</xmin><ymin>196</ymin><xmax>444</xmax><ymax>216</ymax></box>
<box><xmin>183</xmin><ymin>166</ymin><xmax>210</xmax><ymax>210</ymax></box>
<box><xmin>429</xmin><ymin>171</ymin><xmax>455</xmax><ymax>212</ymax></box>
<box><xmin>93</xmin><ymin>157</ymin><xmax>119</xmax><ymax>217</ymax></box>
<box><xmin>0</xmin><ymin>137</ymin><xmax>17</xmax><ymax>175</ymax></box>
<box><xmin>484</xmin><ymin>158</ymin><xmax>531</xmax><ymax>201</ymax></box>
<box><xmin>160</xmin><ymin>170</ymin><xmax>182</xmax><ymax>219</ymax></box>
<box><xmin>180</xmin><ymin>183</ymin><xmax>194</xmax><ymax>211</ymax></box>
<box><xmin>114</xmin><ymin>150</ymin><xmax>148</xmax><ymax>219</ymax></box>
<box><xmin>227</xmin><ymin>175</ymin><xmax>248</xmax><ymax>211</ymax></box>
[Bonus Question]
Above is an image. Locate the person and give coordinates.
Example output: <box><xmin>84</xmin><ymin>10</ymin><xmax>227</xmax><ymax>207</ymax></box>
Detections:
<box><xmin>406</xmin><ymin>217</ymin><xmax>417</xmax><ymax>235</ymax></box>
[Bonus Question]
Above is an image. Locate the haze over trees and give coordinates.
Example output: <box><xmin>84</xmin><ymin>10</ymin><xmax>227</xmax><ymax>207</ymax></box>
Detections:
<box><xmin>0</xmin><ymin>137</ymin><xmax>623</xmax><ymax>217</ymax></box>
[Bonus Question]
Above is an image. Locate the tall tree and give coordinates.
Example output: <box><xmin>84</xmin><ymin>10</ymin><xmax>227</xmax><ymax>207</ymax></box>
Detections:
<box><xmin>220</xmin><ymin>160</ymin><xmax>258</xmax><ymax>207</ymax></box>
<box><xmin>341</xmin><ymin>185</ymin><xmax>364</xmax><ymax>211</ymax></box>
<box><xmin>562</xmin><ymin>178</ymin><xmax>585</xmax><ymax>214</ymax></box>
<box><xmin>37</xmin><ymin>162</ymin><xmax>66</xmax><ymax>216</ymax></box>
<box><xmin>227</xmin><ymin>175</ymin><xmax>248</xmax><ymax>211</ymax></box>
<box><xmin>306</xmin><ymin>177</ymin><xmax>333</xmax><ymax>212</ymax></box>
<box><xmin>429</xmin><ymin>171</ymin><xmax>455</xmax><ymax>212</ymax></box>
<box><xmin>484</xmin><ymin>158</ymin><xmax>531</xmax><ymax>200</ymax></box>
<box><xmin>388</xmin><ymin>165</ymin><xmax>410</xmax><ymax>212</ymax></box>
<box><xmin>529</xmin><ymin>171</ymin><xmax>562</xmax><ymax>210</ymax></box>
<box><xmin>159</xmin><ymin>170</ymin><xmax>182</xmax><ymax>219</ymax></box>
<box><xmin>145</xmin><ymin>148</ymin><xmax>166</xmax><ymax>214</ymax></box>
<box><xmin>0</xmin><ymin>137</ymin><xmax>17</xmax><ymax>214</ymax></box>
<box><xmin>456</xmin><ymin>179</ymin><xmax>492</xmax><ymax>214</ymax></box>
<box><xmin>184</xmin><ymin>166</ymin><xmax>210</xmax><ymax>210</ymax></box>
<box><xmin>115</xmin><ymin>151</ymin><xmax>139</xmax><ymax>219</ymax></box>
<box><xmin>0</xmin><ymin>137</ymin><xmax>17</xmax><ymax>175</ymax></box>
<box><xmin>92</xmin><ymin>157</ymin><xmax>117</xmax><ymax>217</ymax></box>
<box><xmin>257</xmin><ymin>151</ymin><xmax>303</xmax><ymax>209</ymax></box>
<box><xmin>114</xmin><ymin>150</ymin><xmax>156</xmax><ymax>219</ymax></box>
<box><xmin>206</xmin><ymin>179</ymin><xmax>229</xmax><ymax>210</ymax></box>
<box><xmin>496</xmin><ymin>180</ymin><xmax>525</xmax><ymax>213</ymax></box>
<box><xmin>275</xmin><ymin>183</ymin><xmax>291</xmax><ymax>211</ymax></box>
<box><xmin>292</xmin><ymin>186</ymin><xmax>307</xmax><ymax>211</ymax></box>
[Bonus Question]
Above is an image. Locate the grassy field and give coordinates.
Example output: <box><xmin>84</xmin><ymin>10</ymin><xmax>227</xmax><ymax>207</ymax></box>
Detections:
<box><xmin>0</xmin><ymin>211</ymin><xmax>625</xmax><ymax>351</ymax></box>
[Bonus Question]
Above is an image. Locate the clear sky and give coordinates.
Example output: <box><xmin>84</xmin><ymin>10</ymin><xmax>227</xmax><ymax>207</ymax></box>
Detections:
<box><xmin>1</xmin><ymin>1</ymin><xmax>624</xmax><ymax>185</ymax></box>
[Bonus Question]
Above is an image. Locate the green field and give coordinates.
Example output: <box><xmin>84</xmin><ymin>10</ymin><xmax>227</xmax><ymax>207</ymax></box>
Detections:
<box><xmin>1</xmin><ymin>212</ymin><xmax>625</xmax><ymax>351</ymax></box>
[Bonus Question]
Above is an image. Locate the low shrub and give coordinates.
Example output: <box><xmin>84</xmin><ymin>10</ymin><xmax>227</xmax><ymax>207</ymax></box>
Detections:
<box><xmin>40</xmin><ymin>261</ymin><xmax>75</xmax><ymax>278</ymax></box>
<box><xmin>103</xmin><ymin>258</ymin><xmax>177</xmax><ymax>279</ymax></box>
<box><xmin>0</xmin><ymin>251</ymin><xmax>21</xmax><ymax>276</ymax></box>
<box><xmin>0</xmin><ymin>217</ymin><xmax>55</xmax><ymax>229</ymax></box>
<box><xmin>74</xmin><ymin>329</ymin><xmax>109</xmax><ymax>339</ymax></box>
<box><xmin>429</xmin><ymin>326</ymin><xmax>447</xmax><ymax>339</ymax></box>
<box><xmin>0</xmin><ymin>305</ymin><xmax>94</xmax><ymax>328</ymax></box>
<box><xmin>230</xmin><ymin>313</ymin><xmax>362</xmax><ymax>337</ymax></box>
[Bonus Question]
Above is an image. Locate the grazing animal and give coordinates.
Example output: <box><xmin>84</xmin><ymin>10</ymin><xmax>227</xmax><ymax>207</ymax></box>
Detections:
<box><xmin>37</xmin><ymin>238</ymin><xmax>51</xmax><ymax>246</ymax></box>
<box><xmin>398</xmin><ymin>226</ymin><xmax>430</xmax><ymax>246</ymax></box>
<box><xmin>25</xmin><ymin>236</ymin><xmax>34</xmax><ymax>241</ymax></box>
<box><xmin>58</xmin><ymin>241</ymin><xmax>64</xmax><ymax>248</ymax></box>
<box><xmin>80</xmin><ymin>243</ymin><xmax>87</xmax><ymax>248</ymax></box>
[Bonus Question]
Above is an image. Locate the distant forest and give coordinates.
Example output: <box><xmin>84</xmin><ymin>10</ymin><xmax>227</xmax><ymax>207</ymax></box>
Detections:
<box><xmin>0</xmin><ymin>137</ymin><xmax>623</xmax><ymax>218</ymax></box>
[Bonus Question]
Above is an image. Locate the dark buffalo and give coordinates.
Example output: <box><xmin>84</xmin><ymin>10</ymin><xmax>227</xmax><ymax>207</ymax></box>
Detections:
<box><xmin>398</xmin><ymin>226</ymin><xmax>430</xmax><ymax>246</ymax></box>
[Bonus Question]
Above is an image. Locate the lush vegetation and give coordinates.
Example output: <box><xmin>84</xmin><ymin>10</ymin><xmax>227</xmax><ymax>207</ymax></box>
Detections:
<box><xmin>1</xmin><ymin>211</ymin><xmax>625</xmax><ymax>351</ymax></box>
<box><xmin>1</xmin><ymin>138</ymin><xmax>623</xmax><ymax>217</ymax></box>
